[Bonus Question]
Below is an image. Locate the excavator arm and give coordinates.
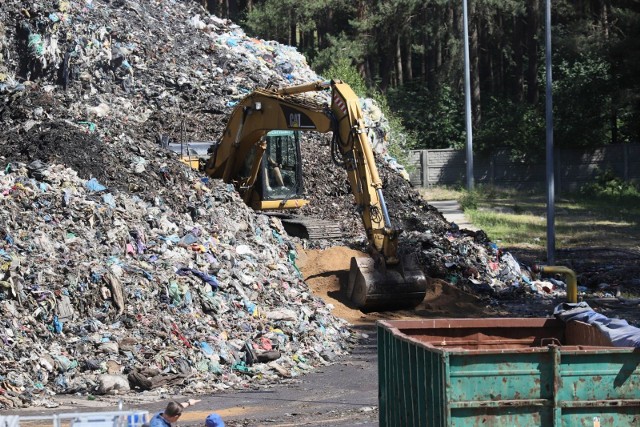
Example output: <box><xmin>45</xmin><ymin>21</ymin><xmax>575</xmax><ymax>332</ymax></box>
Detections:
<box><xmin>204</xmin><ymin>80</ymin><xmax>427</xmax><ymax>311</ymax></box>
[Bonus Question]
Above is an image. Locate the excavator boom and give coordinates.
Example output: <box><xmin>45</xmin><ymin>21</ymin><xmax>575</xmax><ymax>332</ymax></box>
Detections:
<box><xmin>204</xmin><ymin>80</ymin><xmax>427</xmax><ymax>311</ymax></box>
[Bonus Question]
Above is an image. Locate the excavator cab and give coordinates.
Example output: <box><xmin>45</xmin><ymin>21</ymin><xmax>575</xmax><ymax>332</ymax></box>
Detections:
<box><xmin>260</xmin><ymin>130</ymin><xmax>304</xmax><ymax>201</ymax></box>
<box><xmin>234</xmin><ymin>130</ymin><xmax>309</xmax><ymax>211</ymax></box>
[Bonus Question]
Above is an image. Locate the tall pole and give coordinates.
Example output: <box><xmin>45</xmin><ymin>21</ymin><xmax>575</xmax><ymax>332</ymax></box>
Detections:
<box><xmin>545</xmin><ymin>0</ymin><xmax>555</xmax><ymax>264</ymax></box>
<box><xmin>462</xmin><ymin>0</ymin><xmax>474</xmax><ymax>190</ymax></box>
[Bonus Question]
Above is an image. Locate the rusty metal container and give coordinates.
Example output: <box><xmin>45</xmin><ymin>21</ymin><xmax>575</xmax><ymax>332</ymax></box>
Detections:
<box><xmin>377</xmin><ymin>318</ymin><xmax>640</xmax><ymax>426</ymax></box>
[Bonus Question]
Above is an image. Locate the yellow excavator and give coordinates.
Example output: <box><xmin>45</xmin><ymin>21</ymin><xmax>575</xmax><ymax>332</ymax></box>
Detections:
<box><xmin>203</xmin><ymin>80</ymin><xmax>427</xmax><ymax>311</ymax></box>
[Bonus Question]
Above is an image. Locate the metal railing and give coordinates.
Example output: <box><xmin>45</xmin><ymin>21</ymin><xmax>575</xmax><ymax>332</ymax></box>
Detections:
<box><xmin>1</xmin><ymin>410</ymin><xmax>149</xmax><ymax>427</ymax></box>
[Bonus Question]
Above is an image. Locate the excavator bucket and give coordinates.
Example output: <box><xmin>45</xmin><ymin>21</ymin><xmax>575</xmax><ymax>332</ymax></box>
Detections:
<box><xmin>345</xmin><ymin>255</ymin><xmax>428</xmax><ymax>312</ymax></box>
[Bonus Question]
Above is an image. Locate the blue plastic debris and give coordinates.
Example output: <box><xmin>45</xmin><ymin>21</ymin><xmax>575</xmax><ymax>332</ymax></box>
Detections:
<box><xmin>85</xmin><ymin>178</ymin><xmax>107</xmax><ymax>192</ymax></box>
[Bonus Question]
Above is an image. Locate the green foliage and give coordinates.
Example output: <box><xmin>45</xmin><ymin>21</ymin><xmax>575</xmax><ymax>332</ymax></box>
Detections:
<box><xmin>476</xmin><ymin>96</ymin><xmax>545</xmax><ymax>160</ymax></box>
<box><xmin>609</xmin><ymin>7</ymin><xmax>640</xmax><ymax>144</ymax></box>
<box><xmin>384</xmin><ymin>113</ymin><xmax>417</xmax><ymax>167</ymax></box>
<box><xmin>552</xmin><ymin>55</ymin><xmax>613</xmax><ymax>147</ymax></box>
<box><xmin>321</xmin><ymin>59</ymin><xmax>417</xmax><ymax>168</ymax></box>
<box><xmin>365</xmin><ymin>79</ymin><xmax>420</xmax><ymax>163</ymax></box>
<box><xmin>476</xmin><ymin>54</ymin><xmax>614</xmax><ymax>158</ymax></box>
<box><xmin>458</xmin><ymin>190</ymin><xmax>479</xmax><ymax>211</ymax></box>
<box><xmin>243</xmin><ymin>0</ymin><xmax>355</xmax><ymax>60</ymax></box>
<box><xmin>387</xmin><ymin>83</ymin><xmax>465</xmax><ymax>149</ymax></box>
<box><xmin>458</xmin><ymin>185</ymin><xmax>514</xmax><ymax>212</ymax></box>
<box><xmin>579</xmin><ymin>169</ymin><xmax>640</xmax><ymax>200</ymax></box>
<box><xmin>239</xmin><ymin>0</ymin><xmax>640</xmax><ymax>156</ymax></box>
<box><xmin>242</xmin><ymin>0</ymin><xmax>293</xmax><ymax>43</ymax></box>
<box><xmin>312</xmin><ymin>32</ymin><xmax>369</xmax><ymax>73</ymax></box>
<box><xmin>320</xmin><ymin>57</ymin><xmax>369</xmax><ymax>97</ymax></box>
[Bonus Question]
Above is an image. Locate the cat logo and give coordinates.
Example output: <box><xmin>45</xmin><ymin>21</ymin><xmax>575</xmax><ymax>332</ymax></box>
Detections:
<box><xmin>280</xmin><ymin>105</ymin><xmax>316</xmax><ymax>129</ymax></box>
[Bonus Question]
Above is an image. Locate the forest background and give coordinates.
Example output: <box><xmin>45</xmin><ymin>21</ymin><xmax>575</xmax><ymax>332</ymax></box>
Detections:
<box><xmin>200</xmin><ymin>0</ymin><xmax>640</xmax><ymax>163</ymax></box>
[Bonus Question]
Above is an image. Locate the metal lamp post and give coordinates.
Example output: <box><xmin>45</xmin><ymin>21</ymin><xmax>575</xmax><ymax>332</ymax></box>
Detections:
<box><xmin>462</xmin><ymin>0</ymin><xmax>474</xmax><ymax>191</ymax></box>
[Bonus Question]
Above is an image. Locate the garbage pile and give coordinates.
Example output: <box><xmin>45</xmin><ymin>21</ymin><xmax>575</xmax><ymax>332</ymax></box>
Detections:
<box><xmin>0</xmin><ymin>155</ymin><xmax>352</xmax><ymax>409</ymax></box>
<box><xmin>0</xmin><ymin>0</ymin><xmax>361</xmax><ymax>409</ymax></box>
<box><xmin>0</xmin><ymin>0</ymin><xmax>397</xmax><ymax>158</ymax></box>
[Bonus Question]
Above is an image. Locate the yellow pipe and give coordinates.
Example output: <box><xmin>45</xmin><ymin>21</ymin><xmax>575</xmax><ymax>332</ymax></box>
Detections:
<box><xmin>538</xmin><ymin>265</ymin><xmax>578</xmax><ymax>303</ymax></box>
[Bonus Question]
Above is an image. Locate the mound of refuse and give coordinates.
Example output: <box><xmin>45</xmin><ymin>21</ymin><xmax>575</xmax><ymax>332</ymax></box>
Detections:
<box><xmin>0</xmin><ymin>0</ymin><xmax>358</xmax><ymax>409</ymax></box>
<box><xmin>0</xmin><ymin>157</ymin><xmax>353</xmax><ymax>408</ymax></box>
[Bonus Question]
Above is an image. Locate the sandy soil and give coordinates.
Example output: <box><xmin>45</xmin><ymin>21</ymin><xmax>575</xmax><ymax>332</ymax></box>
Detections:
<box><xmin>295</xmin><ymin>245</ymin><xmax>493</xmax><ymax>324</ymax></box>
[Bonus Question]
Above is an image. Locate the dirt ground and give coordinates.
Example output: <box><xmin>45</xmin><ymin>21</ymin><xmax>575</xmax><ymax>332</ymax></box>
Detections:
<box><xmin>295</xmin><ymin>244</ymin><xmax>640</xmax><ymax>328</ymax></box>
<box><xmin>295</xmin><ymin>245</ymin><xmax>493</xmax><ymax>325</ymax></box>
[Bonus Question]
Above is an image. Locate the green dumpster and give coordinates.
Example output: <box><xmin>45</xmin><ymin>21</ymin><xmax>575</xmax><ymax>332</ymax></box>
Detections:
<box><xmin>378</xmin><ymin>318</ymin><xmax>640</xmax><ymax>426</ymax></box>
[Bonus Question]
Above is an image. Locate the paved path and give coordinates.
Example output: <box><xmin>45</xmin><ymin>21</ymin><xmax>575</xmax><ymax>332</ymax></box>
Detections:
<box><xmin>428</xmin><ymin>200</ymin><xmax>479</xmax><ymax>231</ymax></box>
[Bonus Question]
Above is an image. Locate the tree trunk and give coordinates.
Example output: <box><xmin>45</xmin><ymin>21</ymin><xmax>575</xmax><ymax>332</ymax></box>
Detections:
<box><xmin>513</xmin><ymin>13</ymin><xmax>525</xmax><ymax>102</ymax></box>
<box><xmin>449</xmin><ymin>1</ymin><xmax>461</xmax><ymax>89</ymax></box>
<box><xmin>317</xmin><ymin>8</ymin><xmax>334</xmax><ymax>49</ymax></box>
<box><xmin>358</xmin><ymin>61</ymin><xmax>369</xmax><ymax>86</ymax></box>
<box><xmin>358</xmin><ymin>0</ymin><xmax>373</xmax><ymax>85</ymax></box>
<box><xmin>603</xmin><ymin>0</ymin><xmax>616</xmax><ymax>143</ymax></box>
<box><xmin>480</xmin><ymin>24</ymin><xmax>493</xmax><ymax>93</ymax></box>
<box><xmin>525</xmin><ymin>0</ymin><xmax>539</xmax><ymax>104</ymax></box>
<box><xmin>379</xmin><ymin>51</ymin><xmax>390</xmax><ymax>91</ymax></box>
<box><xmin>210</xmin><ymin>0</ymin><xmax>225</xmax><ymax>17</ymax></box>
<box><xmin>396</xmin><ymin>35</ymin><xmax>404</xmax><ymax>87</ymax></box>
<box><xmin>227</xmin><ymin>0</ymin><xmax>238</xmax><ymax>21</ymax></box>
<box><xmin>289</xmin><ymin>12</ymin><xmax>295</xmax><ymax>46</ymax></box>
<box><xmin>421</xmin><ymin>7</ymin><xmax>428</xmax><ymax>84</ymax></box>
<box><xmin>405</xmin><ymin>34</ymin><xmax>413</xmax><ymax>82</ymax></box>
<box><xmin>470</xmin><ymin>1</ymin><xmax>481</xmax><ymax>125</ymax></box>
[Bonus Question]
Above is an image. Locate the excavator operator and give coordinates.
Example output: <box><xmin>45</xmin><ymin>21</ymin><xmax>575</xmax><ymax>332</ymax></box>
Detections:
<box><xmin>265</xmin><ymin>155</ymin><xmax>285</xmax><ymax>189</ymax></box>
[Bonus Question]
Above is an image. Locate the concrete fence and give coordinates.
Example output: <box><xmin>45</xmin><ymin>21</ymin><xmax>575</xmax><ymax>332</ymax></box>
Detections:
<box><xmin>407</xmin><ymin>143</ymin><xmax>640</xmax><ymax>193</ymax></box>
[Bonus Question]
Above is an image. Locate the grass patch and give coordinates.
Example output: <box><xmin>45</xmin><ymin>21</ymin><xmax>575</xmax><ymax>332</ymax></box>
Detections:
<box><xmin>418</xmin><ymin>186</ymin><xmax>465</xmax><ymax>201</ymax></box>
<box><xmin>420</xmin><ymin>185</ymin><xmax>640</xmax><ymax>253</ymax></box>
<box><xmin>460</xmin><ymin>187</ymin><xmax>640</xmax><ymax>252</ymax></box>
<box><xmin>466</xmin><ymin>209</ymin><xmax>546</xmax><ymax>246</ymax></box>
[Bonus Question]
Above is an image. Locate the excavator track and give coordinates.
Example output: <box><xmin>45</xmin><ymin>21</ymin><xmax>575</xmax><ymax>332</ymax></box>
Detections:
<box><xmin>267</xmin><ymin>213</ymin><xmax>344</xmax><ymax>240</ymax></box>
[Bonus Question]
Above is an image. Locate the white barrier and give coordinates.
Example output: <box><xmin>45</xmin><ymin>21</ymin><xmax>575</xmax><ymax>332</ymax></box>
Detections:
<box><xmin>1</xmin><ymin>410</ymin><xmax>149</xmax><ymax>427</ymax></box>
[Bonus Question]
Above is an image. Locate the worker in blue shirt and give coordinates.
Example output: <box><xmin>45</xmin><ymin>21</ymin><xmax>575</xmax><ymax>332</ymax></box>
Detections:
<box><xmin>149</xmin><ymin>399</ymin><xmax>200</xmax><ymax>427</ymax></box>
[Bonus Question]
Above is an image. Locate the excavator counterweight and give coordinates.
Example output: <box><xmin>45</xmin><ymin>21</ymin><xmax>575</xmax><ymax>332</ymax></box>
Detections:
<box><xmin>204</xmin><ymin>80</ymin><xmax>427</xmax><ymax>311</ymax></box>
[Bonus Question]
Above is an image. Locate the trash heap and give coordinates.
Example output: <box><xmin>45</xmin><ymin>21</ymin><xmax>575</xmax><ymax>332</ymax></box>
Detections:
<box><xmin>0</xmin><ymin>0</ymin><xmax>396</xmax><ymax>158</ymax></box>
<box><xmin>0</xmin><ymin>156</ymin><xmax>352</xmax><ymax>409</ymax></box>
<box><xmin>297</xmin><ymin>140</ymin><xmax>572</xmax><ymax>301</ymax></box>
<box><xmin>0</xmin><ymin>1</ymin><xmax>364</xmax><ymax>409</ymax></box>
